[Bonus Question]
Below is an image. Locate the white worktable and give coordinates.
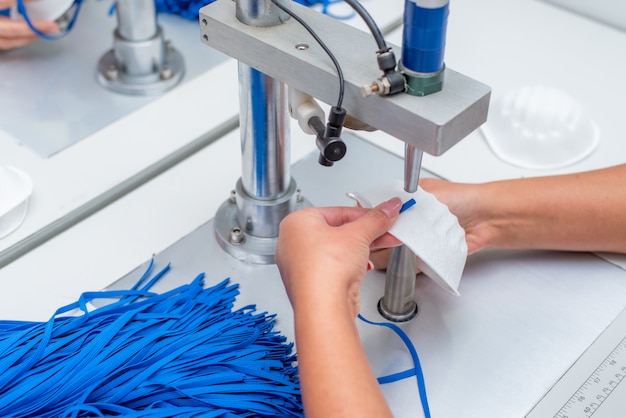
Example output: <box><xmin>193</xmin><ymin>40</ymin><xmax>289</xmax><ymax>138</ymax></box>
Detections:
<box><xmin>1</xmin><ymin>1</ymin><xmax>626</xmax><ymax>417</ymax></box>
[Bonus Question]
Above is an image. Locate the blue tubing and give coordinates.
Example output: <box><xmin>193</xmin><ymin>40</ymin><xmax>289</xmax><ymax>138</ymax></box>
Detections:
<box><xmin>402</xmin><ymin>0</ymin><xmax>449</xmax><ymax>74</ymax></box>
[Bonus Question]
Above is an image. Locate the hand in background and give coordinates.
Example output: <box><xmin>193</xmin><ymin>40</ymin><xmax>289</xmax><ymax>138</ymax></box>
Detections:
<box><xmin>0</xmin><ymin>0</ymin><xmax>58</xmax><ymax>50</ymax></box>
<box><xmin>371</xmin><ymin>164</ymin><xmax>626</xmax><ymax>270</ymax></box>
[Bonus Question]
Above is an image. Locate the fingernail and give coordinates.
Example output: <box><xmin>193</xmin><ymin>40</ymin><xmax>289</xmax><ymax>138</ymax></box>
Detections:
<box><xmin>380</xmin><ymin>197</ymin><xmax>402</xmax><ymax>218</ymax></box>
<box><xmin>366</xmin><ymin>260</ymin><xmax>374</xmax><ymax>271</ymax></box>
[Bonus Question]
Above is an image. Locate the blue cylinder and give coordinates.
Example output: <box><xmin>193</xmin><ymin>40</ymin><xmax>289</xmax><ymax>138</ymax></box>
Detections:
<box><xmin>401</xmin><ymin>0</ymin><xmax>449</xmax><ymax>74</ymax></box>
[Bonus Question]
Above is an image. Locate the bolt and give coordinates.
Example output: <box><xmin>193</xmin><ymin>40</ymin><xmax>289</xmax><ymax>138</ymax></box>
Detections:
<box><xmin>229</xmin><ymin>227</ymin><xmax>245</xmax><ymax>244</ymax></box>
<box><xmin>228</xmin><ymin>190</ymin><xmax>237</xmax><ymax>204</ymax></box>
<box><xmin>160</xmin><ymin>65</ymin><xmax>173</xmax><ymax>80</ymax></box>
<box><xmin>106</xmin><ymin>65</ymin><xmax>120</xmax><ymax>81</ymax></box>
<box><xmin>296</xmin><ymin>189</ymin><xmax>304</xmax><ymax>203</ymax></box>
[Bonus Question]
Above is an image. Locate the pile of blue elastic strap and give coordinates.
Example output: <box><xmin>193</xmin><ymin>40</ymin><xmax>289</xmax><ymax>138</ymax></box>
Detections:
<box><xmin>154</xmin><ymin>0</ymin><xmax>348</xmax><ymax>21</ymax></box>
<box><xmin>0</xmin><ymin>261</ymin><xmax>302</xmax><ymax>417</ymax></box>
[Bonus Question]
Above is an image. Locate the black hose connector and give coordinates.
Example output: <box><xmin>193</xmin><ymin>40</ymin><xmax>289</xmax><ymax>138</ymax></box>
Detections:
<box><xmin>377</xmin><ymin>50</ymin><xmax>397</xmax><ymax>73</ymax></box>
<box><xmin>308</xmin><ymin>108</ymin><xmax>348</xmax><ymax>167</ymax></box>
<box><xmin>376</xmin><ymin>50</ymin><xmax>406</xmax><ymax>96</ymax></box>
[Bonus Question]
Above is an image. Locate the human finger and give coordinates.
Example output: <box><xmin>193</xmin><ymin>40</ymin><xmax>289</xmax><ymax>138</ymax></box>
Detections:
<box><xmin>0</xmin><ymin>33</ymin><xmax>38</xmax><ymax>49</ymax></box>
<box><xmin>344</xmin><ymin>197</ymin><xmax>402</xmax><ymax>244</ymax></box>
<box><xmin>312</xmin><ymin>205</ymin><xmax>370</xmax><ymax>227</ymax></box>
<box><xmin>370</xmin><ymin>232</ymin><xmax>402</xmax><ymax>250</ymax></box>
<box><xmin>0</xmin><ymin>18</ymin><xmax>57</xmax><ymax>37</ymax></box>
<box><xmin>369</xmin><ymin>248</ymin><xmax>391</xmax><ymax>270</ymax></box>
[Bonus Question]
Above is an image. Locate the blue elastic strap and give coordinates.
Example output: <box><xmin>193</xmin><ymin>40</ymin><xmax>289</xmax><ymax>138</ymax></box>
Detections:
<box><xmin>154</xmin><ymin>0</ymin><xmax>354</xmax><ymax>21</ymax></box>
<box><xmin>359</xmin><ymin>313</ymin><xmax>432</xmax><ymax>418</ymax></box>
<box><xmin>16</xmin><ymin>0</ymin><xmax>83</xmax><ymax>40</ymax></box>
<box><xmin>293</xmin><ymin>0</ymin><xmax>355</xmax><ymax>20</ymax></box>
<box><xmin>0</xmin><ymin>9</ymin><xmax>10</xmax><ymax>17</ymax></box>
<box><xmin>0</xmin><ymin>260</ymin><xmax>303</xmax><ymax>417</ymax></box>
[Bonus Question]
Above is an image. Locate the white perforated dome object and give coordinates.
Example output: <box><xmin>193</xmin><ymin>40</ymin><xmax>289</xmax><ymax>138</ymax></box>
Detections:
<box><xmin>0</xmin><ymin>165</ymin><xmax>33</xmax><ymax>239</ymax></box>
<box><xmin>482</xmin><ymin>85</ymin><xmax>599</xmax><ymax>170</ymax></box>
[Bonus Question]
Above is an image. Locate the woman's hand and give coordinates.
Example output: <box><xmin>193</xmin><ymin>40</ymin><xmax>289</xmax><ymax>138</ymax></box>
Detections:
<box><xmin>275</xmin><ymin>199</ymin><xmax>402</xmax><ymax>418</ymax></box>
<box><xmin>370</xmin><ymin>178</ymin><xmax>491</xmax><ymax>270</ymax></box>
<box><xmin>276</xmin><ymin>198</ymin><xmax>402</xmax><ymax>318</ymax></box>
<box><xmin>0</xmin><ymin>0</ymin><xmax>58</xmax><ymax>50</ymax></box>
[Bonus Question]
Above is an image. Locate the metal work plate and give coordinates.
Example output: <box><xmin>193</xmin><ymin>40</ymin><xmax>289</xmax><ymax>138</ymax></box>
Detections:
<box><xmin>0</xmin><ymin>1</ymin><xmax>227</xmax><ymax>158</ymax></box>
<box><xmin>107</xmin><ymin>135</ymin><xmax>626</xmax><ymax>417</ymax></box>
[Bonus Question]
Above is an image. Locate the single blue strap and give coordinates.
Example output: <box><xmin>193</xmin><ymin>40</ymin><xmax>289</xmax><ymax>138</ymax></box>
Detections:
<box><xmin>16</xmin><ymin>0</ymin><xmax>83</xmax><ymax>40</ymax></box>
<box><xmin>358</xmin><ymin>313</ymin><xmax>431</xmax><ymax>418</ymax></box>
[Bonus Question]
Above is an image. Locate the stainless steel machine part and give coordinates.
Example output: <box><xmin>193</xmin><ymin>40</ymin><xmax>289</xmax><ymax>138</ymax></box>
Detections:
<box><xmin>116</xmin><ymin>0</ymin><xmax>158</xmax><ymax>41</ymax></box>
<box><xmin>97</xmin><ymin>0</ymin><xmax>185</xmax><ymax>95</ymax></box>
<box><xmin>214</xmin><ymin>0</ymin><xmax>308</xmax><ymax>264</ymax></box>
<box><xmin>236</xmin><ymin>0</ymin><xmax>290</xmax><ymax>26</ymax></box>
<box><xmin>199</xmin><ymin>0</ymin><xmax>490</xmax><ymax>155</ymax></box>
<box><xmin>379</xmin><ymin>144</ymin><xmax>423</xmax><ymax>321</ymax></box>
<box><xmin>200</xmin><ymin>0</ymin><xmax>490</xmax><ymax>317</ymax></box>
<box><xmin>238</xmin><ymin>64</ymin><xmax>291</xmax><ymax>202</ymax></box>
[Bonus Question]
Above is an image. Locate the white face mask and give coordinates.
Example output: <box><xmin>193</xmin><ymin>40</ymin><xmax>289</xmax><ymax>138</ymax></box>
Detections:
<box><xmin>0</xmin><ymin>165</ymin><xmax>33</xmax><ymax>239</ymax></box>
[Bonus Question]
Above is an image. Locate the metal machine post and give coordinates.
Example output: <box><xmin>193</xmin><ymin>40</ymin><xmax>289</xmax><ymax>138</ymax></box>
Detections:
<box><xmin>213</xmin><ymin>0</ymin><xmax>308</xmax><ymax>264</ymax></box>
<box><xmin>378</xmin><ymin>0</ymin><xmax>450</xmax><ymax>321</ymax></box>
<box><xmin>199</xmin><ymin>0</ymin><xmax>489</xmax><ymax>318</ymax></box>
<box><xmin>378</xmin><ymin>144</ymin><xmax>423</xmax><ymax>322</ymax></box>
<box><xmin>97</xmin><ymin>0</ymin><xmax>185</xmax><ymax>95</ymax></box>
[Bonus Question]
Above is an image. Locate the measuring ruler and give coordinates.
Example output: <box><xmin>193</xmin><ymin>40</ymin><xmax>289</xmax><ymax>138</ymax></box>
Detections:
<box><xmin>527</xmin><ymin>308</ymin><xmax>626</xmax><ymax>418</ymax></box>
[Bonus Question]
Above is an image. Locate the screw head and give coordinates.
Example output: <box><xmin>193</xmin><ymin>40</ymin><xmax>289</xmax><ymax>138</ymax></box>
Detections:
<box><xmin>229</xmin><ymin>227</ymin><xmax>245</xmax><ymax>244</ymax></box>
<box><xmin>105</xmin><ymin>65</ymin><xmax>120</xmax><ymax>81</ymax></box>
<box><xmin>160</xmin><ymin>65</ymin><xmax>173</xmax><ymax>80</ymax></box>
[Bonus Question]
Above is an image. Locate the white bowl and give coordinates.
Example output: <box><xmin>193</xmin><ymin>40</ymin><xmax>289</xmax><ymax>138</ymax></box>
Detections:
<box><xmin>482</xmin><ymin>85</ymin><xmax>599</xmax><ymax>170</ymax></box>
<box><xmin>0</xmin><ymin>165</ymin><xmax>33</xmax><ymax>239</ymax></box>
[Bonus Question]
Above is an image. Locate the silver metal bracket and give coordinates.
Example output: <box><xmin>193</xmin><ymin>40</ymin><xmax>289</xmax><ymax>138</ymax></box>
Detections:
<box><xmin>97</xmin><ymin>0</ymin><xmax>185</xmax><ymax>96</ymax></box>
<box><xmin>199</xmin><ymin>0</ymin><xmax>490</xmax><ymax>156</ymax></box>
<box><xmin>214</xmin><ymin>180</ymin><xmax>310</xmax><ymax>264</ymax></box>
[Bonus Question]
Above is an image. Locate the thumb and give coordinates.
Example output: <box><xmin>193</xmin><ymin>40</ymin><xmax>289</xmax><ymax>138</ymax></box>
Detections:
<box><xmin>351</xmin><ymin>197</ymin><xmax>402</xmax><ymax>243</ymax></box>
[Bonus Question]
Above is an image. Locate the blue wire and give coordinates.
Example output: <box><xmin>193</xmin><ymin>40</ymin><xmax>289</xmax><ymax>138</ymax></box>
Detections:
<box><xmin>154</xmin><ymin>0</ymin><xmax>354</xmax><ymax>21</ymax></box>
<box><xmin>16</xmin><ymin>0</ymin><xmax>83</xmax><ymax>40</ymax></box>
<box><xmin>359</xmin><ymin>313</ymin><xmax>432</xmax><ymax>418</ymax></box>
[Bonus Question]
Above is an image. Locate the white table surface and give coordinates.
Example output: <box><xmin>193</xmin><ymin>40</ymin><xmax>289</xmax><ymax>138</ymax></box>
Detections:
<box><xmin>0</xmin><ymin>0</ymin><xmax>405</xmax><ymax>314</ymax></box>
<box><xmin>0</xmin><ymin>0</ymin><xmax>404</xmax><ymax>267</ymax></box>
<box><xmin>1</xmin><ymin>1</ymin><xmax>625</xmax><ymax>417</ymax></box>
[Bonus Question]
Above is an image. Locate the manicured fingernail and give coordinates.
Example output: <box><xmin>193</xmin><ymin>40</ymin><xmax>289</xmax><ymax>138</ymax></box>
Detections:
<box><xmin>366</xmin><ymin>260</ymin><xmax>374</xmax><ymax>271</ymax></box>
<box><xmin>380</xmin><ymin>197</ymin><xmax>402</xmax><ymax>217</ymax></box>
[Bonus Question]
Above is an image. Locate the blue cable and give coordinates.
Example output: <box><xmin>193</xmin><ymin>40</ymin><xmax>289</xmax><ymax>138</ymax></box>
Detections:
<box><xmin>359</xmin><ymin>313</ymin><xmax>432</xmax><ymax>418</ymax></box>
<box><xmin>16</xmin><ymin>0</ymin><xmax>83</xmax><ymax>40</ymax></box>
<box><xmin>154</xmin><ymin>0</ymin><xmax>354</xmax><ymax>21</ymax></box>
